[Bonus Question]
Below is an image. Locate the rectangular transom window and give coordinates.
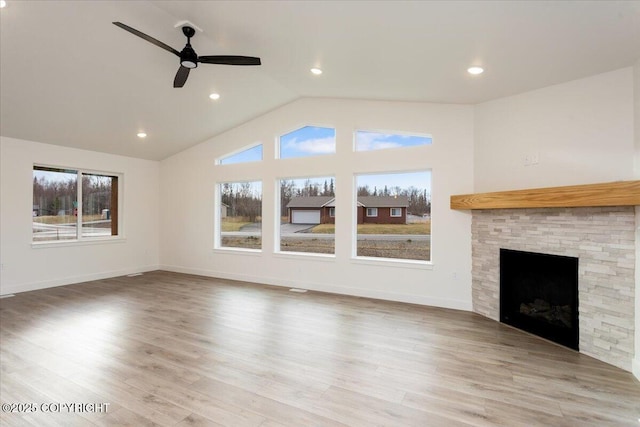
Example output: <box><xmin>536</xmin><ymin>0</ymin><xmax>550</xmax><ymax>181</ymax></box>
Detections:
<box><xmin>355</xmin><ymin>130</ymin><xmax>432</xmax><ymax>152</ymax></box>
<box><xmin>218</xmin><ymin>181</ymin><xmax>262</xmax><ymax>251</ymax></box>
<box><xmin>33</xmin><ymin>166</ymin><xmax>120</xmax><ymax>242</ymax></box>
<box><xmin>355</xmin><ymin>171</ymin><xmax>431</xmax><ymax>262</ymax></box>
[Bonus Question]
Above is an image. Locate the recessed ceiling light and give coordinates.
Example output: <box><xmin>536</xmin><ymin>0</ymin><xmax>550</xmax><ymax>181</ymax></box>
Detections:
<box><xmin>137</xmin><ymin>132</ymin><xmax>147</xmax><ymax>138</ymax></box>
<box><xmin>467</xmin><ymin>66</ymin><xmax>484</xmax><ymax>75</ymax></box>
<box><xmin>310</xmin><ymin>68</ymin><xmax>323</xmax><ymax>75</ymax></box>
<box><xmin>209</xmin><ymin>93</ymin><xmax>220</xmax><ymax>100</ymax></box>
<box><xmin>0</xmin><ymin>1</ymin><xmax>7</xmax><ymax>8</ymax></box>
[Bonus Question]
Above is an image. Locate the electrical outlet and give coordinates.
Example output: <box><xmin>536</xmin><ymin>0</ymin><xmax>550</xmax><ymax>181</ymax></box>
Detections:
<box><xmin>523</xmin><ymin>152</ymin><xmax>540</xmax><ymax>166</ymax></box>
<box><xmin>530</xmin><ymin>152</ymin><xmax>539</xmax><ymax>165</ymax></box>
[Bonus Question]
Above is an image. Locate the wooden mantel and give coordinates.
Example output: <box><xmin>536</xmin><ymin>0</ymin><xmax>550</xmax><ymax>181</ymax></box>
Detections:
<box><xmin>450</xmin><ymin>180</ymin><xmax>640</xmax><ymax>210</ymax></box>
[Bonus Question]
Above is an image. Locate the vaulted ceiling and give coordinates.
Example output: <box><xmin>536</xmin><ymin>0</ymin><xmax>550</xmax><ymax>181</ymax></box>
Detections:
<box><xmin>1</xmin><ymin>1</ymin><xmax>639</xmax><ymax>160</ymax></box>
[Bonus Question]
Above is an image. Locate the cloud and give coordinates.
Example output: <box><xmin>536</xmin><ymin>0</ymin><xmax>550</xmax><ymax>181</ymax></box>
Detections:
<box><xmin>356</xmin><ymin>131</ymin><xmax>431</xmax><ymax>151</ymax></box>
<box><xmin>356</xmin><ymin>132</ymin><xmax>402</xmax><ymax>151</ymax></box>
<box><xmin>284</xmin><ymin>136</ymin><xmax>336</xmax><ymax>154</ymax></box>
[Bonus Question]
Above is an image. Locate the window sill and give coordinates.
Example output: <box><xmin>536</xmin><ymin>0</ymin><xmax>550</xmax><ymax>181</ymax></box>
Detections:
<box><xmin>274</xmin><ymin>251</ymin><xmax>336</xmax><ymax>261</ymax></box>
<box><xmin>213</xmin><ymin>247</ymin><xmax>262</xmax><ymax>256</ymax></box>
<box><xmin>32</xmin><ymin>237</ymin><xmax>126</xmax><ymax>249</ymax></box>
<box><xmin>350</xmin><ymin>256</ymin><xmax>433</xmax><ymax>270</ymax></box>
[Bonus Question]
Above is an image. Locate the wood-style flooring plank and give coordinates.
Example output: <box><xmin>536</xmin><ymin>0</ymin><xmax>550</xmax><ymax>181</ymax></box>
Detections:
<box><xmin>1</xmin><ymin>270</ymin><xmax>639</xmax><ymax>426</ymax></box>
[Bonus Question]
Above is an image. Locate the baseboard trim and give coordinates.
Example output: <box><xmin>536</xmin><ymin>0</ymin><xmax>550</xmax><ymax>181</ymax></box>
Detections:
<box><xmin>0</xmin><ymin>265</ymin><xmax>160</xmax><ymax>296</ymax></box>
<box><xmin>159</xmin><ymin>264</ymin><xmax>472</xmax><ymax>311</ymax></box>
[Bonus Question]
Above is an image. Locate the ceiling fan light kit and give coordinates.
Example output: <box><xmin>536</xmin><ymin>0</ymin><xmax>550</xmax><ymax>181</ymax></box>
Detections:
<box><xmin>112</xmin><ymin>22</ymin><xmax>261</xmax><ymax>88</ymax></box>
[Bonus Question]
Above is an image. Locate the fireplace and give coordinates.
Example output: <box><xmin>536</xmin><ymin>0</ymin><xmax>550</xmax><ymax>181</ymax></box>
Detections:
<box><xmin>500</xmin><ymin>248</ymin><xmax>579</xmax><ymax>350</ymax></box>
<box><xmin>471</xmin><ymin>207</ymin><xmax>635</xmax><ymax>371</ymax></box>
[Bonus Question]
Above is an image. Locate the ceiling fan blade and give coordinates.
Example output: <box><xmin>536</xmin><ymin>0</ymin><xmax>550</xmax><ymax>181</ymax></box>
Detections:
<box><xmin>113</xmin><ymin>22</ymin><xmax>180</xmax><ymax>57</ymax></box>
<box><xmin>198</xmin><ymin>55</ymin><xmax>261</xmax><ymax>66</ymax></box>
<box><xmin>173</xmin><ymin>66</ymin><xmax>190</xmax><ymax>88</ymax></box>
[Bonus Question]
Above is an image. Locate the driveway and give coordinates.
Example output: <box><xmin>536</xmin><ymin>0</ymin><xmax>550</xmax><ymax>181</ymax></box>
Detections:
<box><xmin>280</xmin><ymin>223</ymin><xmax>316</xmax><ymax>234</ymax></box>
<box><xmin>231</xmin><ymin>222</ymin><xmax>315</xmax><ymax>235</ymax></box>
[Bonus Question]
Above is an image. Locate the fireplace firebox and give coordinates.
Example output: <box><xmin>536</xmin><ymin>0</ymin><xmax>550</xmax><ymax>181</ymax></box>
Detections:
<box><xmin>500</xmin><ymin>249</ymin><xmax>579</xmax><ymax>350</ymax></box>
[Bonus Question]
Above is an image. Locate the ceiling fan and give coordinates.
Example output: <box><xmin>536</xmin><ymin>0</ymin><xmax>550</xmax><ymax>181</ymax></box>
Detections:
<box><xmin>113</xmin><ymin>22</ymin><xmax>261</xmax><ymax>88</ymax></box>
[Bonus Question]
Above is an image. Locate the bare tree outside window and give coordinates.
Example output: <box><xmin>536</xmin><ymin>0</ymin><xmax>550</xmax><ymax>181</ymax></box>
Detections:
<box><xmin>33</xmin><ymin>166</ymin><xmax>119</xmax><ymax>242</ymax></box>
<box><xmin>219</xmin><ymin>181</ymin><xmax>262</xmax><ymax>250</ymax></box>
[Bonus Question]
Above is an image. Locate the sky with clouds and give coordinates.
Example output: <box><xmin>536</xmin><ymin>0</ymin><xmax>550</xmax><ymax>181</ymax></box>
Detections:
<box><xmin>355</xmin><ymin>131</ymin><xmax>431</xmax><ymax>152</ymax></box>
<box><xmin>280</xmin><ymin>126</ymin><xmax>336</xmax><ymax>158</ymax></box>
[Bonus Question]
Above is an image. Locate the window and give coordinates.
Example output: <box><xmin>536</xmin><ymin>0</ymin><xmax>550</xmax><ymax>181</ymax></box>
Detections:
<box><xmin>355</xmin><ymin>171</ymin><xmax>431</xmax><ymax>262</ymax></box>
<box><xmin>355</xmin><ymin>130</ymin><xmax>432</xmax><ymax>152</ymax></box>
<box><xmin>33</xmin><ymin>166</ymin><xmax>119</xmax><ymax>242</ymax></box>
<box><xmin>218</xmin><ymin>144</ymin><xmax>263</xmax><ymax>165</ymax></box>
<box><xmin>279</xmin><ymin>126</ymin><xmax>336</xmax><ymax>159</ymax></box>
<box><xmin>218</xmin><ymin>181</ymin><xmax>262</xmax><ymax>250</ymax></box>
<box><xmin>81</xmin><ymin>173</ymin><xmax>118</xmax><ymax>238</ymax></box>
<box><xmin>278</xmin><ymin>176</ymin><xmax>335</xmax><ymax>255</ymax></box>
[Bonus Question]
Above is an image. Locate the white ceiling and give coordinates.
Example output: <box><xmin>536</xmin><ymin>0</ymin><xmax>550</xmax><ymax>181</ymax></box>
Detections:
<box><xmin>1</xmin><ymin>1</ymin><xmax>639</xmax><ymax>161</ymax></box>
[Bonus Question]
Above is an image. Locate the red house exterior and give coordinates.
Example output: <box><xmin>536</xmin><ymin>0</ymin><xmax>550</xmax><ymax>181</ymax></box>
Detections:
<box><xmin>286</xmin><ymin>196</ymin><xmax>408</xmax><ymax>224</ymax></box>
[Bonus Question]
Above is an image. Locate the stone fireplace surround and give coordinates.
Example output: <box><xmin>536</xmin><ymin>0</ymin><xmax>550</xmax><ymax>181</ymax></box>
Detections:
<box><xmin>471</xmin><ymin>206</ymin><xmax>635</xmax><ymax>371</ymax></box>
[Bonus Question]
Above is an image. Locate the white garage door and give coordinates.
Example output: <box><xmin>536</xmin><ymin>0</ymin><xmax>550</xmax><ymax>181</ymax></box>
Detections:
<box><xmin>292</xmin><ymin>210</ymin><xmax>321</xmax><ymax>224</ymax></box>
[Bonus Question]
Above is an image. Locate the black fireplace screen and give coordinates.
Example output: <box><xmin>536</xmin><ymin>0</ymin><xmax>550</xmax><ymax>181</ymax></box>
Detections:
<box><xmin>500</xmin><ymin>248</ymin><xmax>579</xmax><ymax>350</ymax></box>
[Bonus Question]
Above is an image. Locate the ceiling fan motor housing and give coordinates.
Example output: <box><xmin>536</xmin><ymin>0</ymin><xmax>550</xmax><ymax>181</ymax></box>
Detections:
<box><xmin>180</xmin><ymin>26</ymin><xmax>198</xmax><ymax>68</ymax></box>
<box><xmin>180</xmin><ymin>45</ymin><xmax>198</xmax><ymax>68</ymax></box>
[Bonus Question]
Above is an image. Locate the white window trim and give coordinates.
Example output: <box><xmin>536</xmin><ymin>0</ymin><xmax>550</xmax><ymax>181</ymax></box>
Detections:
<box><xmin>215</xmin><ymin>180</ymin><xmax>263</xmax><ymax>252</ymax></box>
<box><xmin>275</xmin><ymin>175</ymin><xmax>336</xmax><ymax>255</ymax></box>
<box><xmin>390</xmin><ymin>207</ymin><xmax>402</xmax><ymax>217</ymax></box>
<box><xmin>329</xmin><ymin>207</ymin><xmax>335</xmax><ymax>217</ymax></box>
<box><xmin>32</xmin><ymin>164</ymin><xmax>123</xmax><ymax>246</ymax></box>
<box><xmin>354</xmin><ymin>170</ymin><xmax>432</xmax><ymax>263</ymax></box>
<box><xmin>366</xmin><ymin>207</ymin><xmax>378</xmax><ymax>217</ymax></box>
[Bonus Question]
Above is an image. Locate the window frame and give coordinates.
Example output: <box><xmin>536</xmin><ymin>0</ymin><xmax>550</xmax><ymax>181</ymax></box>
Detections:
<box><xmin>390</xmin><ymin>207</ymin><xmax>402</xmax><ymax>217</ymax></box>
<box><xmin>366</xmin><ymin>207</ymin><xmax>378</xmax><ymax>217</ymax></box>
<box><xmin>353</xmin><ymin>170</ymin><xmax>432</xmax><ymax>264</ymax></box>
<box><xmin>32</xmin><ymin>164</ymin><xmax>123</xmax><ymax>246</ymax></box>
<box><xmin>329</xmin><ymin>207</ymin><xmax>335</xmax><ymax>218</ymax></box>
<box><xmin>275</xmin><ymin>175</ymin><xmax>336</xmax><ymax>257</ymax></box>
<box><xmin>215</xmin><ymin>179</ymin><xmax>263</xmax><ymax>253</ymax></box>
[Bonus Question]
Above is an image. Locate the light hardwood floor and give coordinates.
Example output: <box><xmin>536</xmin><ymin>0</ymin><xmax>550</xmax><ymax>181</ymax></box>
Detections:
<box><xmin>1</xmin><ymin>271</ymin><xmax>639</xmax><ymax>426</ymax></box>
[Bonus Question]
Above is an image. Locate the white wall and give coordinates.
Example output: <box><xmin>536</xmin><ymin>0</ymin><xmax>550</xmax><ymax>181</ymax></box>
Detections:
<box><xmin>0</xmin><ymin>137</ymin><xmax>160</xmax><ymax>295</ymax></box>
<box><xmin>474</xmin><ymin>68</ymin><xmax>635</xmax><ymax>192</ymax></box>
<box><xmin>160</xmin><ymin>98</ymin><xmax>475</xmax><ymax>310</ymax></box>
